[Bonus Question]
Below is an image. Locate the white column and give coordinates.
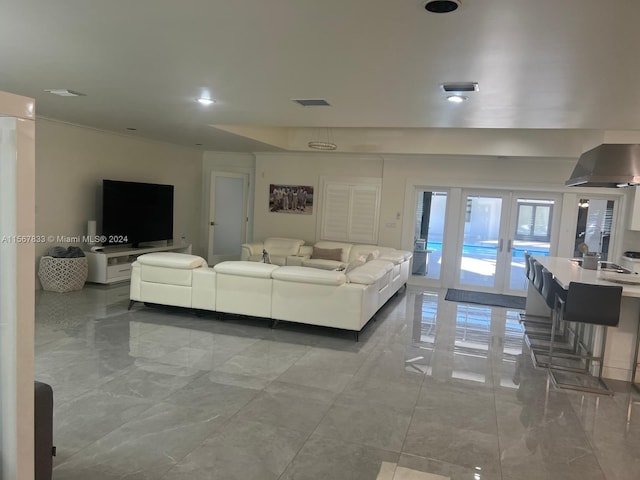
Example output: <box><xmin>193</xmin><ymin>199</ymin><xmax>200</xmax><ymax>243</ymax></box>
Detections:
<box><xmin>0</xmin><ymin>91</ymin><xmax>36</xmax><ymax>480</ymax></box>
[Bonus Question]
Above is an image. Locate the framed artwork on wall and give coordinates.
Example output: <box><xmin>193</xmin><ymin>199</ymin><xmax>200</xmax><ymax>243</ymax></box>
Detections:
<box><xmin>269</xmin><ymin>184</ymin><xmax>313</xmax><ymax>214</ymax></box>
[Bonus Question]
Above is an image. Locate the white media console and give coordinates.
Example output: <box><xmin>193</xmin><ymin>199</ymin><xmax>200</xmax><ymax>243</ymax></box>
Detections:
<box><xmin>85</xmin><ymin>242</ymin><xmax>192</xmax><ymax>284</ymax></box>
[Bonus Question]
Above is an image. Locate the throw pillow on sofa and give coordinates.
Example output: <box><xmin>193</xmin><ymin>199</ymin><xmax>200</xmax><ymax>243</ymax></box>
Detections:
<box><xmin>312</xmin><ymin>247</ymin><xmax>343</xmax><ymax>261</ymax></box>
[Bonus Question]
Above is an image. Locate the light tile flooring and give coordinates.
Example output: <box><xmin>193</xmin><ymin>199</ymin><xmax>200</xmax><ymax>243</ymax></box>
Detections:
<box><xmin>35</xmin><ymin>284</ymin><xmax>640</xmax><ymax>480</ymax></box>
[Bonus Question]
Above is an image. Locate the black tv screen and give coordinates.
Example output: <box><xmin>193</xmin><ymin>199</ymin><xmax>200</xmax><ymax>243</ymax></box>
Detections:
<box><xmin>102</xmin><ymin>180</ymin><xmax>174</xmax><ymax>247</ymax></box>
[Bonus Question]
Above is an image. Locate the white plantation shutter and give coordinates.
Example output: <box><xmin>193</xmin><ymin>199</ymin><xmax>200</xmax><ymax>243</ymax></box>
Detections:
<box><xmin>321</xmin><ymin>183</ymin><xmax>350</xmax><ymax>240</ymax></box>
<box><xmin>348</xmin><ymin>185</ymin><xmax>379</xmax><ymax>242</ymax></box>
<box><xmin>320</xmin><ymin>180</ymin><xmax>381</xmax><ymax>243</ymax></box>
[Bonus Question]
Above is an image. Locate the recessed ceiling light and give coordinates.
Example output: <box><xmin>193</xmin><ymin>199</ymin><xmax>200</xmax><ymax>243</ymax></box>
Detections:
<box><xmin>447</xmin><ymin>95</ymin><xmax>467</xmax><ymax>103</ymax></box>
<box><xmin>196</xmin><ymin>98</ymin><xmax>215</xmax><ymax>106</ymax></box>
<box><xmin>44</xmin><ymin>89</ymin><xmax>86</xmax><ymax>97</ymax></box>
<box><xmin>424</xmin><ymin>0</ymin><xmax>461</xmax><ymax>13</ymax></box>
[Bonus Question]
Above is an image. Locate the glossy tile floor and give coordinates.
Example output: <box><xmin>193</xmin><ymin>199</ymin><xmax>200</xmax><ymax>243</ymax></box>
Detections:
<box><xmin>35</xmin><ymin>284</ymin><xmax>640</xmax><ymax>480</ymax></box>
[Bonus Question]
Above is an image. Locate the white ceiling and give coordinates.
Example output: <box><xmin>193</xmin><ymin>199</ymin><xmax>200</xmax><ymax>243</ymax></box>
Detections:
<box><xmin>2</xmin><ymin>0</ymin><xmax>640</xmax><ymax>152</ymax></box>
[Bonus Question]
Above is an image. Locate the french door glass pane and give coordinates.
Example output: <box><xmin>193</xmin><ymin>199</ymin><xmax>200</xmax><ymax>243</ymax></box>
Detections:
<box><xmin>414</xmin><ymin>191</ymin><xmax>447</xmax><ymax>280</ymax></box>
<box><xmin>574</xmin><ymin>198</ymin><xmax>614</xmax><ymax>260</ymax></box>
<box><xmin>510</xmin><ymin>198</ymin><xmax>554</xmax><ymax>291</ymax></box>
<box><xmin>213</xmin><ymin>176</ymin><xmax>244</xmax><ymax>255</ymax></box>
<box><xmin>459</xmin><ymin>195</ymin><xmax>502</xmax><ymax>288</ymax></box>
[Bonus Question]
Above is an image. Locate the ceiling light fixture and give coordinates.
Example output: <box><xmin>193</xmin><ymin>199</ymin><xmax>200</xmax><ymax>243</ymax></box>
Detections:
<box><xmin>308</xmin><ymin>128</ymin><xmax>337</xmax><ymax>151</ymax></box>
<box><xmin>447</xmin><ymin>95</ymin><xmax>467</xmax><ymax>103</ymax></box>
<box><xmin>424</xmin><ymin>0</ymin><xmax>461</xmax><ymax>13</ymax></box>
<box><xmin>196</xmin><ymin>97</ymin><xmax>215</xmax><ymax>106</ymax></box>
<box><xmin>44</xmin><ymin>89</ymin><xmax>86</xmax><ymax>97</ymax></box>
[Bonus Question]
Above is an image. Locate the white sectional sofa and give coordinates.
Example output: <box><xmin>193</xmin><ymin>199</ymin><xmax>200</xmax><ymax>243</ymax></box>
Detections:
<box><xmin>129</xmin><ymin>249</ymin><xmax>412</xmax><ymax>340</ymax></box>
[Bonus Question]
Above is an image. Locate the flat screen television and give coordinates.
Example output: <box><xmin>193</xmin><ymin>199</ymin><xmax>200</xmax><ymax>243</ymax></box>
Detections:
<box><xmin>102</xmin><ymin>179</ymin><xmax>174</xmax><ymax>248</ymax></box>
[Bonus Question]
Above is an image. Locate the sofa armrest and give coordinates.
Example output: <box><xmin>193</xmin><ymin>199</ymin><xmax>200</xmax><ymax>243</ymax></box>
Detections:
<box><xmin>241</xmin><ymin>242</ymin><xmax>264</xmax><ymax>261</ymax></box>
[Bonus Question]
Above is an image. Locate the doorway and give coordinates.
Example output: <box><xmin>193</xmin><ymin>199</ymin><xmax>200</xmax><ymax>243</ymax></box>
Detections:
<box><xmin>414</xmin><ymin>190</ymin><xmax>448</xmax><ymax>281</ymax></box>
<box><xmin>207</xmin><ymin>172</ymin><xmax>249</xmax><ymax>265</ymax></box>
<box><xmin>456</xmin><ymin>191</ymin><xmax>560</xmax><ymax>295</ymax></box>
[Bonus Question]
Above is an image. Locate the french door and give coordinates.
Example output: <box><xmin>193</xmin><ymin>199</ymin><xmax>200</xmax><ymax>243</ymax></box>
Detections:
<box><xmin>456</xmin><ymin>190</ymin><xmax>560</xmax><ymax>295</ymax></box>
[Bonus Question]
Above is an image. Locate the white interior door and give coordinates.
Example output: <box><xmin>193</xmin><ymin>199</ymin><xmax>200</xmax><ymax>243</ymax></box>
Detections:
<box><xmin>207</xmin><ymin>172</ymin><xmax>248</xmax><ymax>265</ymax></box>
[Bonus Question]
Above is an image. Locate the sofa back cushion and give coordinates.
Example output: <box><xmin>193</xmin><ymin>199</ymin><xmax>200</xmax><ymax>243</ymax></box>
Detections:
<box><xmin>347</xmin><ymin>260</ymin><xmax>392</xmax><ymax>285</ymax></box>
<box><xmin>263</xmin><ymin>237</ymin><xmax>305</xmax><ymax>257</ymax></box>
<box><xmin>314</xmin><ymin>241</ymin><xmax>352</xmax><ymax>262</ymax></box>
<box><xmin>137</xmin><ymin>252</ymin><xmax>207</xmax><ymax>269</ymax></box>
<box><xmin>213</xmin><ymin>261</ymin><xmax>279</xmax><ymax>278</ymax></box>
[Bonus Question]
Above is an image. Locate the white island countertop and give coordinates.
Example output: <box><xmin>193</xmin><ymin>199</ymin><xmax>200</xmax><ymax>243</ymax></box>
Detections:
<box><xmin>535</xmin><ymin>256</ymin><xmax>640</xmax><ymax>298</ymax></box>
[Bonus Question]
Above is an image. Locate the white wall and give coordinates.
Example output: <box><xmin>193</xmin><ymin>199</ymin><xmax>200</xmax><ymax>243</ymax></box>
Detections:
<box><xmin>35</xmin><ymin>119</ymin><xmax>204</xmax><ymax>285</ymax></box>
<box><xmin>245</xmin><ymin>151</ymin><xmax>635</xmax><ymax>266</ymax></box>
<box><xmin>252</xmin><ymin>153</ymin><xmax>384</xmax><ymax>244</ymax></box>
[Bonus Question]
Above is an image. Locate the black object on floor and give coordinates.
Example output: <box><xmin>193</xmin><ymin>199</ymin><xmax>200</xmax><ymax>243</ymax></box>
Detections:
<box><xmin>35</xmin><ymin>381</ymin><xmax>54</xmax><ymax>480</ymax></box>
<box><xmin>445</xmin><ymin>289</ymin><xmax>526</xmax><ymax>310</ymax></box>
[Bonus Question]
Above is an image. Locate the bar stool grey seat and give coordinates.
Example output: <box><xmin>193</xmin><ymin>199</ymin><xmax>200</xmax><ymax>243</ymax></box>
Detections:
<box><xmin>548</xmin><ymin>281</ymin><xmax>622</xmax><ymax>395</ymax></box>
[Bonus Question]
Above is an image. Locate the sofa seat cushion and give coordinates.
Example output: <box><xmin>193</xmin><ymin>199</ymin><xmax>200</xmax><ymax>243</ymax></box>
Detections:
<box><xmin>213</xmin><ymin>261</ymin><xmax>279</xmax><ymax>278</ymax></box>
<box><xmin>302</xmin><ymin>258</ymin><xmax>344</xmax><ymax>270</ymax></box>
<box><xmin>137</xmin><ymin>252</ymin><xmax>207</xmax><ymax>269</ymax></box>
<box><xmin>263</xmin><ymin>237</ymin><xmax>305</xmax><ymax>257</ymax></box>
<box><xmin>272</xmin><ymin>266</ymin><xmax>346</xmax><ymax>286</ymax></box>
<box><xmin>347</xmin><ymin>260</ymin><xmax>393</xmax><ymax>285</ymax></box>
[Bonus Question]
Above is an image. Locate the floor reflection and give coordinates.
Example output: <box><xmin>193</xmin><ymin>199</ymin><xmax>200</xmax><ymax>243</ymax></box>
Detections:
<box><xmin>410</xmin><ymin>291</ymin><xmax>525</xmax><ymax>387</ymax></box>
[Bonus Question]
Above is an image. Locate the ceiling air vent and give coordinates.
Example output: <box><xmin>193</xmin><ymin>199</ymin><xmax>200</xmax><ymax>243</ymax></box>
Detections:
<box><xmin>292</xmin><ymin>99</ymin><xmax>331</xmax><ymax>107</ymax></box>
<box><xmin>440</xmin><ymin>82</ymin><xmax>479</xmax><ymax>93</ymax></box>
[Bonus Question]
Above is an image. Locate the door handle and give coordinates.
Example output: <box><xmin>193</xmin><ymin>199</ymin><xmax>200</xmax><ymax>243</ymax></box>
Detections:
<box><xmin>499</xmin><ymin>238</ymin><xmax>503</xmax><ymax>252</ymax></box>
<box><xmin>210</xmin><ymin>221</ymin><xmax>215</xmax><ymax>226</ymax></box>
<box><xmin>507</xmin><ymin>239</ymin><xmax>512</xmax><ymax>252</ymax></box>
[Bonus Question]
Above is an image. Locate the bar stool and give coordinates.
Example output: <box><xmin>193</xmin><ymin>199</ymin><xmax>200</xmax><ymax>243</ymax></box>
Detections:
<box><xmin>527</xmin><ymin>269</ymin><xmax>570</xmax><ymax>367</ymax></box>
<box><xmin>548</xmin><ymin>281</ymin><xmax>622</xmax><ymax>395</ymax></box>
<box><xmin>533</xmin><ymin>260</ymin><xmax>544</xmax><ymax>293</ymax></box>
<box><xmin>520</xmin><ymin>259</ymin><xmax>553</xmax><ymax>328</ymax></box>
<box><xmin>524</xmin><ymin>251</ymin><xmax>532</xmax><ymax>281</ymax></box>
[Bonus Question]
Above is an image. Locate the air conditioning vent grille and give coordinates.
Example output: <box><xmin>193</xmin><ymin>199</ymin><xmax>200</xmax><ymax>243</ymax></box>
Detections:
<box><xmin>292</xmin><ymin>99</ymin><xmax>331</xmax><ymax>107</ymax></box>
<box><xmin>440</xmin><ymin>82</ymin><xmax>479</xmax><ymax>93</ymax></box>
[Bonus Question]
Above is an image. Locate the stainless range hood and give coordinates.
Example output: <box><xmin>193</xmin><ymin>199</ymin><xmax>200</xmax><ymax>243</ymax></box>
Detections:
<box><xmin>565</xmin><ymin>144</ymin><xmax>640</xmax><ymax>187</ymax></box>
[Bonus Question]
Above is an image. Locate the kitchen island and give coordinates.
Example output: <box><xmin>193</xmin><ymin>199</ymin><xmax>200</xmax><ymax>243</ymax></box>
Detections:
<box><xmin>528</xmin><ymin>256</ymin><xmax>640</xmax><ymax>382</ymax></box>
